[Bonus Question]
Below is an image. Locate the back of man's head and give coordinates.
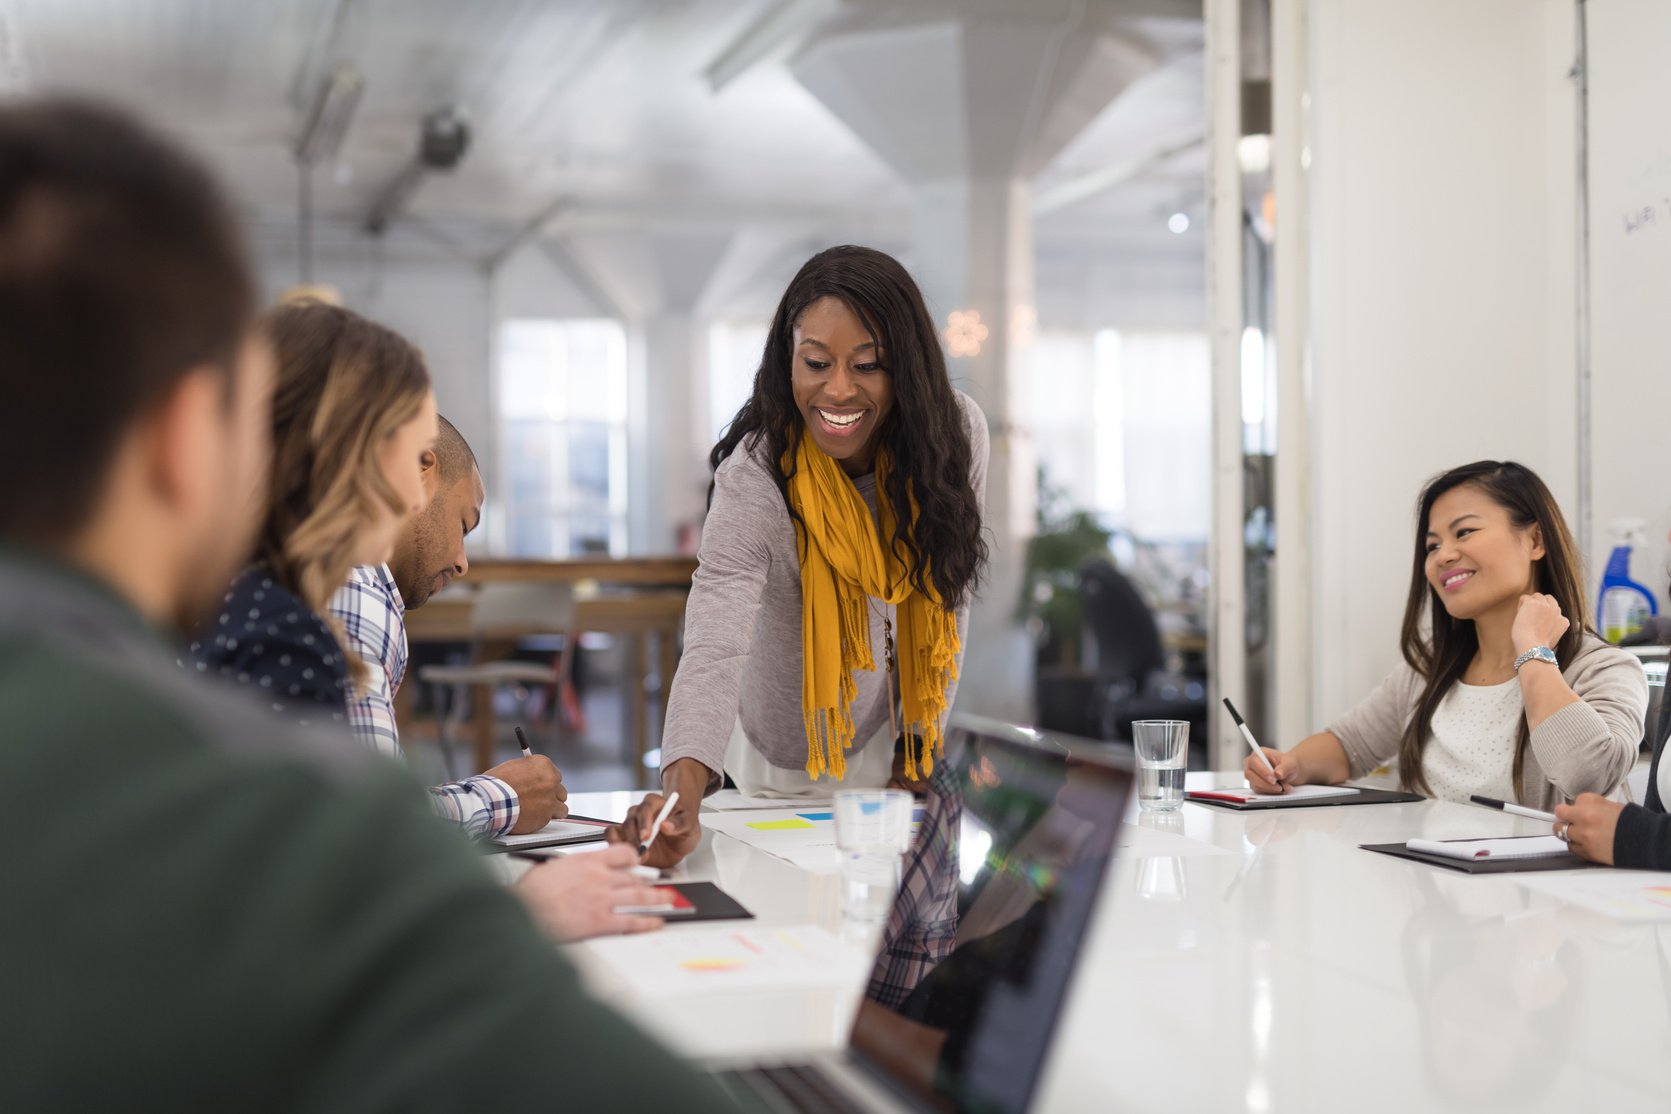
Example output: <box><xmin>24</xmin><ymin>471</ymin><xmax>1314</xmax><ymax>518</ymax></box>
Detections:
<box><xmin>0</xmin><ymin>98</ymin><xmax>254</xmax><ymax>543</ymax></box>
<box><xmin>434</xmin><ymin>415</ymin><xmax>478</xmax><ymax>486</ymax></box>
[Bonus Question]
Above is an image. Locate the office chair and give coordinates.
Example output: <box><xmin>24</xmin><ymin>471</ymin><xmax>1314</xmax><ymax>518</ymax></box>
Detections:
<box><xmin>1078</xmin><ymin>557</ymin><xmax>1208</xmax><ymax>761</ymax></box>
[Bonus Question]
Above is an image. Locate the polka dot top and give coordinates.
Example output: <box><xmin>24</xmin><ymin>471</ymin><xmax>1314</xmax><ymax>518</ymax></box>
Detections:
<box><xmin>1421</xmin><ymin>678</ymin><xmax>1523</xmax><ymax>804</ymax></box>
<box><xmin>187</xmin><ymin>564</ymin><xmax>350</xmax><ymax>729</ymax></box>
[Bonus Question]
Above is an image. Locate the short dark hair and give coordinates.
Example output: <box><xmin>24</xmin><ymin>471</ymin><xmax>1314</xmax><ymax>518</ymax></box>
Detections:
<box><xmin>434</xmin><ymin>414</ymin><xmax>478</xmax><ymax>485</ymax></box>
<box><xmin>0</xmin><ymin>98</ymin><xmax>254</xmax><ymax>542</ymax></box>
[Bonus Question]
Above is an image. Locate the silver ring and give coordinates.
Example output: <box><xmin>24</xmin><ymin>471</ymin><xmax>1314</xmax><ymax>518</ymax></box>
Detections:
<box><xmin>1556</xmin><ymin>823</ymin><xmax>1569</xmax><ymax>842</ymax></box>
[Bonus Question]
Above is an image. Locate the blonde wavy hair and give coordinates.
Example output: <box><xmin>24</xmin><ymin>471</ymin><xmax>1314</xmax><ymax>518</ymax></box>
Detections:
<box><xmin>255</xmin><ymin>300</ymin><xmax>430</xmax><ymax>692</ymax></box>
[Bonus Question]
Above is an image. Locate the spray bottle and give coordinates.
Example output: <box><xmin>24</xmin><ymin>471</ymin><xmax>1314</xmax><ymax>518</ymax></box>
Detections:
<box><xmin>1597</xmin><ymin>518</ymin><xmax>1658</xmax><ymax>643</ymax></box>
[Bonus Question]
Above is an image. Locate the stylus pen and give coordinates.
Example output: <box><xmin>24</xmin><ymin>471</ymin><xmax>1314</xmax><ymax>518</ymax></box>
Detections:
<box><xmin>514</xmin><ymin>725</ymin><xmax>535</xmax><ymax>758</ymax></box>
<box><xmin>1468</xmin><ymin>794</ymin><xmax>1557</xmax><ymax>823</ymax></box>
<box><xmin>637</xmin><ymin>790</ymin><xmax>681</xmax><ymax>858</ymax></box>
<box><xmin>1222</xmin><ymin>697</ymin><xmax>1283</xmax><ymax>787</ymax></box>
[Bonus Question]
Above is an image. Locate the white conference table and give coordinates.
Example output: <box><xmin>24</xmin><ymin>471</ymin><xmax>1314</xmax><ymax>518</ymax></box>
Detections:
<box><xmin>544</xmin><ymin>780</ymin><xmax>1670</xmax><ymax>1112</ymax></box>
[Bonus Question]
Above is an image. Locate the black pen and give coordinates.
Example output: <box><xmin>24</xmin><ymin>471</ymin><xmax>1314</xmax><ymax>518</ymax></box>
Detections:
<box><xmin>1468</xmin><ymin>794</ymin><xmax>1556</xmax><ymax>823</ymax></box>
<box><xmin>1222</xmin><ymin>697</ymin><xmax>1283</xmax><ymax>788</ymax></box>
<box><xmin>514</xmin><ymin>725</ymin><xmax>535</xmax><ymax>758</ymax></box>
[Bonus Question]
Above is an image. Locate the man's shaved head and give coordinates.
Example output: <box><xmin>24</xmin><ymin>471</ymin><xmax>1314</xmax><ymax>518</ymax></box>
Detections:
<box><xmin>434</xmin><ymin>415</ymin><xmax>477</xmax><ymax>485</ymax></box>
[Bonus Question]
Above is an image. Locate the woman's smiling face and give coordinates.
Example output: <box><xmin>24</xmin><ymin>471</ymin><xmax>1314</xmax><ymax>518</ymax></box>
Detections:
<box><xmin>1424</xmin><ymin>483</ymin><xmax>1544</xmax><ymax>620</ymax></box>
<box><xmin>791</xmin><ymin>295</ymin><xmax>894</xmax><ymax>476</ymax></box>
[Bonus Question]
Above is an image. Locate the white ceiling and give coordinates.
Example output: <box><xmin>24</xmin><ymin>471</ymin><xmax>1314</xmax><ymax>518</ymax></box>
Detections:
<box><xmin>1</xmin><ymin>0</ymin><xmax>1205</xmax><ymax>274</ymax></box>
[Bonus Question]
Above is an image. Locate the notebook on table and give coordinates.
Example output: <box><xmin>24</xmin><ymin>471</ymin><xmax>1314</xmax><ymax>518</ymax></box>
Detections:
<box><xmin>488</xmin><ymin>816</ymin><xmax>611</xmax><ymax>852</ymax></box>
<box><xmin>707</xmin><ymin>714</ymin><xmax>1133</xmax><ymax>1114</ymax></box>
<box><xmin>1361</xmin><ymin>835</ymin><xmax>1604</xmax><ymax>874</ymax></box>
<box><xmin>1187</xmin><ymin>783</ymin><xmax>1424</xmax><ymax>810</ymax></box>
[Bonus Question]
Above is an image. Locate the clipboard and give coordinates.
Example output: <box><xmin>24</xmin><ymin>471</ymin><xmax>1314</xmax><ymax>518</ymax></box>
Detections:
<box><xmin>1360</xmin><ymin>840</ymin><xmax>1605</xmax><ymax>874</ymax></box>
<box><xmin>614</xmin><ymin>881</ymin><xmax>755</xmax><ymax>923</ymax></box>
<box><xmin>1187</xmin><ymin>787</ymin><xmax>1425</xmax><ymax>811</ymax></box>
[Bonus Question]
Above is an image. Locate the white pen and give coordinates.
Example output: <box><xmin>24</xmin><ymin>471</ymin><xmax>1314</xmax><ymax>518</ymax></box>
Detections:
<box><xmin>1222</xmin><ymin>697</ymin><xmax>1283</xmax><ymax>787</ymax></box>
<box><xmin>1468</xmin><ymin>794</ymin><xmax>1557</xmax><ymax>823</ymax></box>
<box><xmin>637</xmin><ymin>790</ymin><xmax>681</xmax><ymax>858</ymax></box>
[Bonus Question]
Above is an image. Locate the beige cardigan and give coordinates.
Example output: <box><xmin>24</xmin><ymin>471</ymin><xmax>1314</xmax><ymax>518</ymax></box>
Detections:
<box><xmin>1328</xmin><ymin>634</ymin><xmax>1648</xmax><ymax>810</ymax></box>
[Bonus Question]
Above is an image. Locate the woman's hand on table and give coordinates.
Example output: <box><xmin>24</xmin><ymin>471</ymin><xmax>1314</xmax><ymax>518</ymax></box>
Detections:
<box><xmin>1242</xmin><ymin>747</ymin><xmax>1302</xmax><ymax>794</ymax></box>
<box><xmin>605</xmin><ymin>758</ymin><xmax>709</xmax><ymax>868</ymax></box>
<box><xmin>1554</xmin><ymin>793</ymin><xmax>1623</xmax><ymax>865</ymax></box>
<box><xmin>513</xmin><ymin>844</ymin><xmax>665</xmax><ymax>942</ymax></box>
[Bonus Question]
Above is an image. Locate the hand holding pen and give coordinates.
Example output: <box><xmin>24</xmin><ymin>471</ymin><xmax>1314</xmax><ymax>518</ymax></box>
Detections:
<box><xmin>1224</xmin><ymin>698</ymin><xmax>1293</xmax><ymax>794</ymax></box>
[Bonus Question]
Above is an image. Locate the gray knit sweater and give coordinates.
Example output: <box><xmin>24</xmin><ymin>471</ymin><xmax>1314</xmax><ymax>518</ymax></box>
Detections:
<box><xmin>662</xmin><ymin>391</ymin><xmax>989</xmax><ymax>790</ymax></box>
<box><xmin>1328</xmin><ymin>633</ymin><xmax>1648</xmax><ymax>810</ymax></box>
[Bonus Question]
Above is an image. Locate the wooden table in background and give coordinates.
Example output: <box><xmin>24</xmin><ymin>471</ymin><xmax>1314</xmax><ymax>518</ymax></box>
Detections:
<box><xmin>403</xmin><ymin>556</ymin><xmax>697</xmax><ymax>786</ymax></box>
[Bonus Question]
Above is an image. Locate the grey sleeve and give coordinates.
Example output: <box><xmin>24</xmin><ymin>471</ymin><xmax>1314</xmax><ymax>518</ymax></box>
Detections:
<box><xmin>1529</xmin><ymin>645</ymin><xmax>1648</xmax><ymax>798</ymax></box>
<box><xmin>1326</xmin><ymin>664</ymin><xmax>1419</xmax><ymax>779</ymax></box>
<box><xmin>658</xmin><ymin>456</ymin><xmax>780</xmax><ymax>790</ymax></box>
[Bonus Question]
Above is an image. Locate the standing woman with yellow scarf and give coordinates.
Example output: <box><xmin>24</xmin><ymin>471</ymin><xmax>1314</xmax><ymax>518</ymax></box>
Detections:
<box><xmin>609</xmin><ymin>246</ymin><xmax>989</xmax><ymax>867</ymax></box>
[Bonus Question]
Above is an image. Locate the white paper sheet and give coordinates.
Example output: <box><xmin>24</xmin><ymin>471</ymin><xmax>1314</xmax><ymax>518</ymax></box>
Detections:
<box><xmin>703</xmin><ymin>789</ymin><xmax>837</xmax><ymax>812</ymax></box>
<box><xmin>1188</xmin><ymin>784</ymin><xmax>1360</xmax><ymax>803</ymax></box>
<box><xmin>1517</xmin><ymin>871</ymin><xmax>1671</xmax><ymax>920</ymax></box>
<box><xmin>1406</xmin><ymin>835</ymin><xmax>1570</xmax><ymax>861</ymax></box>
<box><xmin>583</xmin><ymin>924</ymin><xmax>869</xmax><ymax>997</ymax></box>
<box><xmin>491</xmin><ymin>818</ymin><xmax>610</xmax><ymax>849</ymax></box>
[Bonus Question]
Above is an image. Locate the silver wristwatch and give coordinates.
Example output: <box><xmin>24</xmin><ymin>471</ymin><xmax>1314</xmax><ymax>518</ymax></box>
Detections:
<box><xmin>1513</xmin><ymin>645</ymin><xmax>1558</xmax><ymax>672</ymax></box>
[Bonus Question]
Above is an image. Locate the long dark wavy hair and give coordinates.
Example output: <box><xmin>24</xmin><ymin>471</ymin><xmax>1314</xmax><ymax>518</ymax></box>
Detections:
<box><xmin>1396</xmin><ymin>461</ymin><xmax>1591</xmax><ymax>799</ymax></box>
<box><xmin>710</xmin><ymin>245</ymin><xmax>988</xmax><ymax>607</ymax></box>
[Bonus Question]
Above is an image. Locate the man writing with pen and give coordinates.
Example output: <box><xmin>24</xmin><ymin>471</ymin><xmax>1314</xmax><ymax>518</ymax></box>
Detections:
<box><xmin>327</xmin><ymin>415</ymin><xmax>567</xmax><ymax>838</ymax></box>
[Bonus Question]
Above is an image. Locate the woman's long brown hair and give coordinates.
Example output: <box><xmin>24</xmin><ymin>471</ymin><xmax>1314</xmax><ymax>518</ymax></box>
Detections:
<box><xmin>1396</xmin><ymin>461</ymin><xmax>1592</xmax><ymax>799</ymax></box>
<box><xmin>255</xmin><ymin>301</ymin><xmax>430</xmax><ymax>692</ymax></box>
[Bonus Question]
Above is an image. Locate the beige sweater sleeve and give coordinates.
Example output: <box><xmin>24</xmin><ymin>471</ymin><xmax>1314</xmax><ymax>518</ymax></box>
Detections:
<box><xmin>1326</xmin><ymin>663</ymin><xmax>1422</xmax><ymax>779</ymax></box>
<box><xmin>1527</xmin><ymin>638</ymin><xmax>1647</xmax><ymax>799</ymax></box>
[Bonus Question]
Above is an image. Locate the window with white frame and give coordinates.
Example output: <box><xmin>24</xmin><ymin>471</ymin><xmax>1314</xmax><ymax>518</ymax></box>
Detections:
<box><xmin>497</xmin><ymin>318</ymin><xmax>629</xmax><ymax>556</ymax></box>
<box><xmin>706</xmin><ymin>320</ymin><xmax>770</xmax><ymax>446</ymax></box>
<box><xmin>1026</xmin><ymin>327</ymin><xmax>1211</xmax><ymax>541</ymax></box>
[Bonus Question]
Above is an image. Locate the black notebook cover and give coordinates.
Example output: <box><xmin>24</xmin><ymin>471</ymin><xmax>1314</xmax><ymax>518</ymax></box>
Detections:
<box><xmin>1361</xmin><ymin>840</ymin><xmax>1604</xmax><ymax>874</ymax></box>
<box><xmin>1186</xmin><ymin>787</ymin><xmax>1425</xmax><ymax>811</ymax></box>
<box><xmin>619</xmin><ymin>881</ymin><xmax>755</xmax><ymax>923</ymax></box>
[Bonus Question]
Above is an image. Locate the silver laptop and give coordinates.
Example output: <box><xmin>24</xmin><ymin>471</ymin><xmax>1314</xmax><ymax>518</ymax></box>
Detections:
<box><xmin>710</xmin><ymin>715</ymin><xmax>1133</xmax><ymax>1113</ymax></box>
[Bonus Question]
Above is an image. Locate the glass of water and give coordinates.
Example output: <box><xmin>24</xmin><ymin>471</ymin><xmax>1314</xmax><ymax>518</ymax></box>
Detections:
<box><xmin>1132</xmin><ymin>719</ymin><xmax>1189</xmax><ymax>811</ymax></box>
<box><xmin>833</xmin><ymin>788</ymin><xmax>914</xmax><ymax>922</ymax></box>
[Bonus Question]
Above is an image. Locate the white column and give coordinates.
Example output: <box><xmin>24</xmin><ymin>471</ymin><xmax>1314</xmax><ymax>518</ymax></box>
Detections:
<box><xmin>1206</xmin><ymin>0</ymin><xmax>1247</xmax><ymax>770</ymax></box>
<box><xmin>911</xmin><ymin>177</ymin><xmax>1038</xmax><ymax>724</ymax></box>
<box><xmin>1271</xmin><ymin>0</ymin><xmax>1314</xmax><ymax>749</ymax></box>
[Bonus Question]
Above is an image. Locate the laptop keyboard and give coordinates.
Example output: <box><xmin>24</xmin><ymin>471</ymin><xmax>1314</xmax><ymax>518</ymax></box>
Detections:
<box><xmin>714</xmin><ymin>1062</ymin><xmax>874</xmax><ymax>1114</ymax></box>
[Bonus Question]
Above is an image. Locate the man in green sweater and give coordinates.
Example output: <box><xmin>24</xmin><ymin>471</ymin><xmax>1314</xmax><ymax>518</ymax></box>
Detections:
<box><xmin>0</xmin><ymin>98</ymin><xmax>747</xmax><ymax>1111</ymax></box>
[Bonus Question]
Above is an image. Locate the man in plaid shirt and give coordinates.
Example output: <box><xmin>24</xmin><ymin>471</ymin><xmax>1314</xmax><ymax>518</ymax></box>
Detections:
<box><xmin>329</xmin><ymin>417</ymin><xmax>565</xmax><ymax>838</ymax></box>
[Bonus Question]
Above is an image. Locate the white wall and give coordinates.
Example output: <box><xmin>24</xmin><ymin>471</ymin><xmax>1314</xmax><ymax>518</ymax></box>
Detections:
<box><xmin>1307</xmin><ymin>0</ymin><xmax>1579</xmax><ymax>726</ymax></box>
<box><xmin>1586</xmin><ymin>0</ymin><xmax>1671</xmax><ymax>611</ymax></box>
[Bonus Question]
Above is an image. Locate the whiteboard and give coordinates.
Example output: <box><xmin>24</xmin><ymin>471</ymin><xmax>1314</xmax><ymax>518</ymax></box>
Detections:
<box><xmin>1587</xmin><ymin>0</ymin><xmax>1671</xmax><ymax>613</ymax></box>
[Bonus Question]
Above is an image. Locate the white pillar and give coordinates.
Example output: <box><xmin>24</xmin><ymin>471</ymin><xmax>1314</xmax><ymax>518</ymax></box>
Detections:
<box><xmin>1206</xmin><ymin>0</ymin><xmax>1247</xmax><ymax>769</ymax></box>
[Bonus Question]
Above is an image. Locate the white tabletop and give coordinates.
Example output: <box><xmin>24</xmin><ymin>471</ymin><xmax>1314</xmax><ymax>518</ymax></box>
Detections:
<box><xmin>555</xmin><ymin>783</ymin><xmax>1671</xmax><ymax>1112</ymax></box>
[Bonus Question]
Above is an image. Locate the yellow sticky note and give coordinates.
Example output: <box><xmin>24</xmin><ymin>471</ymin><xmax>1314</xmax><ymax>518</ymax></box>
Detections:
<box><xmin>747</xmin><ymin>818</ymin><xmax>816</xmax><ymax>831</ymax></box>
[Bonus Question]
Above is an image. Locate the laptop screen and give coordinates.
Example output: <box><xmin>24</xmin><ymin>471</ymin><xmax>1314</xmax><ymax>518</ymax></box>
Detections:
<box><xmin>846</xmin><ymin>716</ymin><xmax>1132</xmax><ymax>1113</ymax></box>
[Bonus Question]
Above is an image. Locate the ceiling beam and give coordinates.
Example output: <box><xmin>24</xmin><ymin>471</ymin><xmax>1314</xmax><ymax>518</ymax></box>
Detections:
<box><xmin>703</xmin><ymin>0</ymin><xmax>836</xmax><ymax>92</ymax></box>
<box><xmin>1032</xmin><ymin>132</ymin><xmax>1203</xmax><ymax>215</ymax></box>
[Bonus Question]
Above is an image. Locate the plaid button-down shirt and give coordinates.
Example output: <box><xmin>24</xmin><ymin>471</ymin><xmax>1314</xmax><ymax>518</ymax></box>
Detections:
<box><xmin>866</xmin><ymin>762</ymin><xmax>962</xmax><ymax>1009</ymax></box>
<box><xmin>329</xmin><ymin>565</ymin><xmax>520</xmax><ymax>838</ymax></box>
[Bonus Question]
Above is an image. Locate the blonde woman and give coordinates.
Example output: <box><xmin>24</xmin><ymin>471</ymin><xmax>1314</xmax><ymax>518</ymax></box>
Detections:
<box><xmin>190</xmin><ymin>300</ymin><xmax>437</xmax><ymax>725</ymax></box>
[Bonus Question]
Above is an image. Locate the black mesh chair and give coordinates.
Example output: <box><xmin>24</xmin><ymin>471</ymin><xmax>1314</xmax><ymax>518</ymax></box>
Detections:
<box><xmin>1078</xmin><ymin>557</ymin><xmax>1208</xmax><ymax>763</ymax></box>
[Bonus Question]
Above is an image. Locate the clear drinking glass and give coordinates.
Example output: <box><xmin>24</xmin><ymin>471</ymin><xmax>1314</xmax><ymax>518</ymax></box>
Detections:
<box><xmin>833</xmin><ymin>788</ymin><xmax>914</xmax><ymax>922</ymax></box>
<box><xmin>1132</xmin><ymin>719</ymin><xmax>1189</xmax><ymax>811</ymax></box>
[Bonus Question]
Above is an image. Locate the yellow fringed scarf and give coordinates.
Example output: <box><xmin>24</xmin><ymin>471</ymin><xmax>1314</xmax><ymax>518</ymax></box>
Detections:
<box><xmin>786</xmin><ymin>430</ymin><xmax>960</xmax><ymax>781</ymax></box>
